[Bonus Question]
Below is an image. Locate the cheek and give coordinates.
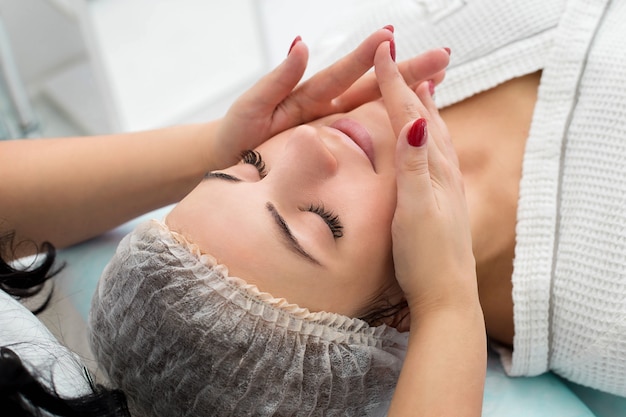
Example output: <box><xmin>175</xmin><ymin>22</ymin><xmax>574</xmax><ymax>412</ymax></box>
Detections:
<box><xmin>336</xmin><ymin>229</ymin><xmax>396</xmax><ymax>318</ymax></box>
<box><xmin>342</xmin><ymin>190</ymin><xmax>396</xmax><ymax>273</ymax></box>
<box><xmin>343</xmin><ymin>179</ymin><xmax>397</xmax><ymax>233</ymax></box>
<box><xmin>356</xmin><ymin>216</ymin><xmax>394</xmax><ymax>264</ymax></box>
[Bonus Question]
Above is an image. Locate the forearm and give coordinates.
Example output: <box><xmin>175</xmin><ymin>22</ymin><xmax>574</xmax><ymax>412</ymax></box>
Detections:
<box><xmin>1</xmin><ymin>121</ymin><xmax>219</xmax><ymax>253</ymax></box>
<box><xmin>388</xmin><ymin>303</ymin><xmax>486</xmax><ymax>417</ymax></box>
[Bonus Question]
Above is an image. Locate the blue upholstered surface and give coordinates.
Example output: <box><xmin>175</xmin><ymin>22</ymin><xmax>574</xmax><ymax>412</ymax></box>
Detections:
<box><xmin>56</xmin><ymin>207</ymin><xmax>626</xmax><ymax>417</ymax></box>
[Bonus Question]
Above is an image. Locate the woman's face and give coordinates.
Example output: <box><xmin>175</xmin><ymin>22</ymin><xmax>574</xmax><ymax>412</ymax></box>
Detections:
<box><xmin>166</xmin><ymin>100</ymin><xmax>401</xmax><ymax>318</ymax></box>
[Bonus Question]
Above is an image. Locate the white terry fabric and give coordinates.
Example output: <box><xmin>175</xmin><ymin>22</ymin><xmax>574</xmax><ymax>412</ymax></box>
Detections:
<box><xmin>0</xmin><ymin>290</ymin><xmax>92</xmax><ymax>399</ymax></box>
<box><xmin>507</xmin><ymin>0</ymin><xmax>626</xmax><ymax>396</ymax></box>
<box><xmin>309</xmin><ymin>0</ymin><xmax>564</xmax><ymax>107</ymax></box>
<box><xmin>311</xmin><ymin>0</ymin><xmax>626</xmax><ymax>397</ymax></box>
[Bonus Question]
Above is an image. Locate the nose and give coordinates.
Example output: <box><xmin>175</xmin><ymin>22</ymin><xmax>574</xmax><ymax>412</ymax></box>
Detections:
<box><xmin>273</xmin><ymin>125</ymin><xmax>338</xmax><ymax>187</ymax></box>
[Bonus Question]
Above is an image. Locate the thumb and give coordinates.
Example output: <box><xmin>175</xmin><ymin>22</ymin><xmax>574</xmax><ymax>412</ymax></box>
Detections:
<box><xmin>395</xmin><ymin>118</ymin><xmax>431</xmax><ymax>204</ymax></box>
<box><xmin>236</xmin><ymin>37</ymin><xmax>309</xmax><ymax>110</ymax></box>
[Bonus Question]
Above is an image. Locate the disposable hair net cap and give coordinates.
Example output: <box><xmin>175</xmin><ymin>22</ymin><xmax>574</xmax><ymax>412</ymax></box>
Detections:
<box><xmin>89</xmin><ymin>220</ymin><xmax>408</xmax><ymax>417</ymax></box>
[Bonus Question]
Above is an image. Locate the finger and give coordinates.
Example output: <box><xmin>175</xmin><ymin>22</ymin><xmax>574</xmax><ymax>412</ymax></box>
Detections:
<box><xmin>408</xmin><ymin>68</ymin><xmax>446</xmax><ymax>91</ymax></box>
<box><xmin>335</xmin><ymin>48</ymin><xmax>450</xmax><ymax>111</ymax></box>
<box><xmin>414</xmin><ymin>80</ymin><xmax>459</xmax><ymax>168</ymax></box>
<box><xmin>398</xmin><ymin>48</ymin><xmax>449</xmax><ymax>87</ymax></box>
<box><xmin>413</xmin><ymin>81</ymin><xmax>444</xmax><ymax>156</ymax></box>
<box><xmin>233</xmin><ymin>38</ymin><xmax>309</xmax><ymax>112</ymax></box>
<box><xmin>374</xmin><ymin>42</ymin><xmax>429</xmax><ymax>136</ymax></box>
<box><xmin>295</xmin><ymin>28</ymin><xmax>394</xmax><ymax>104</ymax></box>
<box><xmin>395</xmin><ymin>116</ymin><xmax>453</xmax><ymax>220</ymax></box>
<box><xmin>395</xmin><ymin>118</ymin><xmax>434</xmax><ymax>215</ymax></box>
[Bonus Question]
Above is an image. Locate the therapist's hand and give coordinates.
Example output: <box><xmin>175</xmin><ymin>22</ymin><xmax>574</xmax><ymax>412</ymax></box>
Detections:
<box><xmin>375</xmin><ymin>42</ymin><xmax>475</xmax><ymax>316</ymax></box>
<box><xmin>375</xmin><ymin>41</ymin><xmax>485</xmax><ymax>417</ymax></box>
<box><xmin>210</xmin><ymin>29</ymin><xmax>450</xmax><ymax>169</ymax></box>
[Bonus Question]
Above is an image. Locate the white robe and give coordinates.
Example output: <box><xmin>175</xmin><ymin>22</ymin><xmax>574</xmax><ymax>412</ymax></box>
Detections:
<box><xmin>314</xmin><ymin>0</ymin><xmax>626</xmax><ymax>396</ymax></box>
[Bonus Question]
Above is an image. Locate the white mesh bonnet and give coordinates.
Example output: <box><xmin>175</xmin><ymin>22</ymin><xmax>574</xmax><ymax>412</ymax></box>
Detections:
<box><xmin>88</xmin><ymin>220</ymin><xmax>408</xmax><ymax>416</ymax></box>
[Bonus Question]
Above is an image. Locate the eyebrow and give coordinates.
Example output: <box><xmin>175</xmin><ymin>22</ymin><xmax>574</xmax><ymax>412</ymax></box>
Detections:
<box><xmin>265</xmin><ymin>202</ymin><xmax>322</xmax><ymax>266</ymax></box>
<box><xmin>204</xmin><ymin>172</ymin><xmax>322</xmax><ymax>266</ymax></box>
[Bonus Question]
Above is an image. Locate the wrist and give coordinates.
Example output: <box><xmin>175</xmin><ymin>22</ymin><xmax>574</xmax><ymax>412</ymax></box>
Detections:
<box><xmin>408</xmin><ymin>297</ymin><xmax>485</xmax><ymax>336</ymax></box>
<box><xmin>406</xmin><ymin>273</ymin><xmax>482</xmax><ymax>322</ymax></box>
<box><xmin>198</xmin><ymin>119</ymin><xmax>224</xmax><ymax>171</ymax></box>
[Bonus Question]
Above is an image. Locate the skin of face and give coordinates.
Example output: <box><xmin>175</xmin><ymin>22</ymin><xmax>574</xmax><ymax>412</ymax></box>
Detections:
<box><xmin>166</xmin><ymin>100</ymin><xmax>404</xmax><ymax>319</ymax></box>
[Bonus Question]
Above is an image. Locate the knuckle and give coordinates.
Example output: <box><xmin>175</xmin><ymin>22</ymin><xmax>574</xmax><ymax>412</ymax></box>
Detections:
<box><xmin>390</xmin><ymin>104</ymin><xmax>425</xmax><ymax>129</ymax></box>
<box><xmin>379</xmin><ymin>70</ymin><xmax>404</xmax><ymax>88</ymax></box>
<box><xmin>402</xmin><ymin>102</ymin><xmax>424</xmax><ymax>118</ymax></box>
<box><xmin>399</xmin><ymin>156</ymin><xmax>429</xmax><ymax>175</ymax></box>
<box><xmin>439</xmin><ymin>160</ymin><xmax>465</xmax><ymax>188</ymax></box>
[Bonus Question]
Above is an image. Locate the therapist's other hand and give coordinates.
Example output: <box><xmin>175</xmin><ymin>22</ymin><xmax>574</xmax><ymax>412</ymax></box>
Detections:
<box><xmin>374</xmin><ymin>42</ymin><xmax>476</xmax><ymax>318</ymax></box>
<box><xmin>376</xmin><ymin>41</ymin><xmax>485</xmax><ymax>417</ymax></box>
<box><xmin>211</xmin><ymin>29</ymin><xmax>450</xmax><ymax>169</ymax></box>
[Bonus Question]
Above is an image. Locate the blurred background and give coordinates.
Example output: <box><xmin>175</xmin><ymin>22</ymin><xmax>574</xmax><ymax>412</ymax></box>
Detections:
<box><xmin>0</xmin><ymin>0</ymin><xmax>378</xmax><ymax>140</ymax></box>
<box><xmin>0</xmin><ymin>0</ymin><xmax>380</xmax><ymax>374</ymax></box>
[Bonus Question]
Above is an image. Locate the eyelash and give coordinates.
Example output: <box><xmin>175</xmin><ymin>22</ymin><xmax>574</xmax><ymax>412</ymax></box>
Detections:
<box><xmin>241</xmin><ymin>150</ymin><xmax>267</xmax><ymax>178</ymax></box>
<box><xmin>242</xmin><ymin>150</ymin><xmax>343</xmax><ymax>239</ymax></box>
<box><xmin>306</xmin><ymin>204</ymin><xmax>344</xmax><ymax>239</ymax></box>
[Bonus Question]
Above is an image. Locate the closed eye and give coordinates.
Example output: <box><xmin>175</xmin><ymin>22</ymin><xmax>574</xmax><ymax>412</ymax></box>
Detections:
<box><xmin>241</xmin><ymin>150</ymin><xmax>267</xmax><ymax>178</ymax></box>
<box><xmin>305</xmin><ymin>204</ymin><xmax>344</xmax><ymax>239</ymax></box>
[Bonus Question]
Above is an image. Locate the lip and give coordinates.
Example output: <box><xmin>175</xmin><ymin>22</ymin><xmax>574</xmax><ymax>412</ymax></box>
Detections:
<box><xmin>329</xmin><ymin>118</ymin><xmax>376</xmax><ymax>170</ymax></box>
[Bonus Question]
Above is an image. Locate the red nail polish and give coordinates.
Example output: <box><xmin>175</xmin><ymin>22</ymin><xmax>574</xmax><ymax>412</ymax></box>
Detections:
<box><xmin>390</xmin><ymin>39</ymin><xmax>396</xmax><ymax>62</ymax></box>
<box><xmin>428</xmin><ymin>79</ymin><xmax>435</xmax><ymax>96</ymax></box>
<box><xmin>288</xmin><ymin>36</ymin><xmax>302</xmax><ymax>56</ymax></box>
<box><xmin>443</xmin><ymin>47</ymin><xmax>451</xmax><ymax>55</ymax></box>
<box><xmin>383</xmin><ymin>24</ymin><xmax>395</xmax><ymax>33</ymax></box>
<box><xmin>408</xmin><ymin>118</ymin><xmax>427</xmax><ymax>147</ymax></box>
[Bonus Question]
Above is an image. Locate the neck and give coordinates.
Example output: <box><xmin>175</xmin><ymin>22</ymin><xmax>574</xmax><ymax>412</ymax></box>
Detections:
<box><xmin>439</xmin><ymin>71</ymin><xmax>542</xmax><ymax>345</ymax></box>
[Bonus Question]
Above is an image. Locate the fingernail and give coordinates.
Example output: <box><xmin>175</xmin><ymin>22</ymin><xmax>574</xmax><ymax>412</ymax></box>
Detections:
<box><xmin>390</xmin><ymin>39</ymin><xmax>396</xmax><ymax>62</ymax></box>
<box><xmin>288</xmin><ymin>36</ymin><xmax>302</xmax><ymax>56</ymax></box>
<box><xmin>383</xmin><ymin>24</ymin><xmax>395</xmax><ymax>33</ymax></box>
<box><xmin>428</xmin><ymin>79</ymin><xmax>435</xmax><ymax>96</ymax></box>
<box><xmin>408</xmin><ymin>118</ymin><xmax>427</xmax><ymax>147</ymax></box>
<box><xmin>443</xmin><ymin>47</ymin><xmax>451</xmax><ymax>55</ymax></box>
